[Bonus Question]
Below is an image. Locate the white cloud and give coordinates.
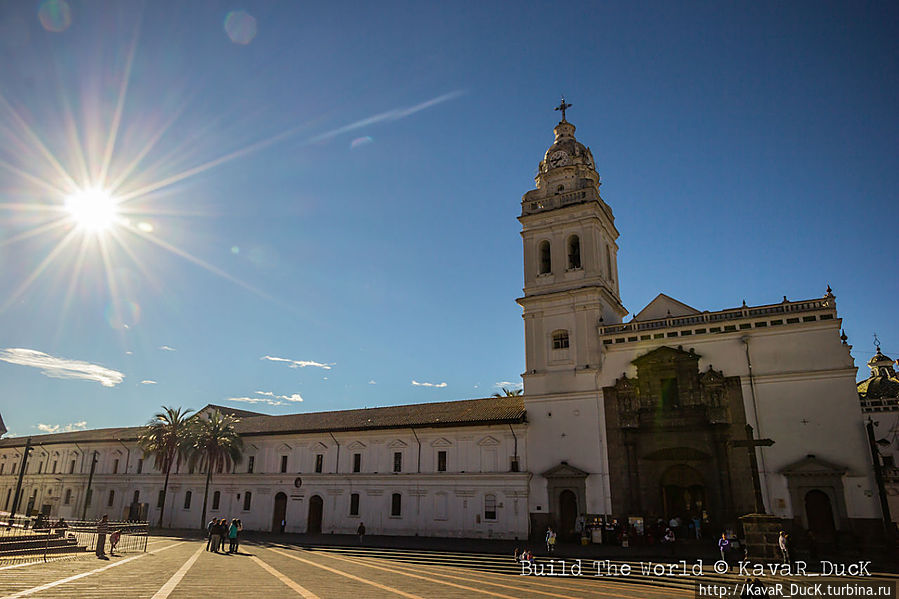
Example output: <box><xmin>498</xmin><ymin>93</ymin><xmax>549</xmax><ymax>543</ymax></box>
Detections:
<box><xmin>494</xmin><ymin>381</ymin><xmax>523</xmax><ymax>390</ymax></box>
<box><xmin>0</xmin><ymin>348</ymin><xmax>124</xmax><ymax>387</ymax></box>
<box><xmin>159</xmin><ymin>345</ymin><xmax>176</xmax><ymax>352</ymax></box>
<box><xmin>412</xmin><ymin>380</ymin><xmax>447</xmax><ymax>388</ymax></box>
<box><xmin>227</xmin><ymin>396</ymin><xmax>285</xmax><ymax>406</ymax></box>
<box><xmin>368</xmin><ymin>380</ymin><xmax>376</xmax><ymax>385</ymax></box>
<box><xmin>141</xmin><ymin>380</ymin><xmax>157</xmax><ymax>385</ymax></box>
<box><xmin>37</xmin><ymin>421</ymin><xmax>87</xmax><ymax>434</ymax></box>
<box><xmin>227</xmin><ymin>390</ymin><xmax>304</xmax><ymax>407</ymax></box>
<box><xmin>261</xmin><ymin>355</ymin><xmax>333</xmax><ymax>370</ymax></box>
<box><xmin>125</xmin><ymin>351</ymin><xmax>133</xmax><ymax>355</ymax></box>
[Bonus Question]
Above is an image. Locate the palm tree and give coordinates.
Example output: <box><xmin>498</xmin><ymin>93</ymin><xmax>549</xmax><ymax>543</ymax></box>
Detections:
<box><xmin>138</xmin><ymin>406</ymin><xmax>194</xmax><ymax>528</ymax></box>
<box><xmin>185</xmin><ymin>410</ymin><xmax>243</xmax><ymax>529</ymax></box>
<box><xmin>492</xmin><ymin>387</ymin><xmax>523</xmax><ymax>397</ymax></box>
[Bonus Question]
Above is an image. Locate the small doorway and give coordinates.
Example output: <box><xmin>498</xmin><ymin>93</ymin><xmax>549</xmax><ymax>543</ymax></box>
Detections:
<box><xmin>559</xmin><ymin>490</ymin><xmax>578</xmax><ymax>539</ymax></box>
<box><xmin>272</xmin><ymin>492</ymin><xmax>287</xmax><ymax>533</ymax></box>
<box><xmin>307</xmin><ymin>495</ymin><xmax>323</xmax><ymax>534</ymax></box>
<box><xmin>805</xmin><ymin>489</ymin><xmax>836</xmax><ymax>541</ymax></box>
<box><xmin>661</xmin><ymin>464</ymin><xmax>706</xmax><ymax>521</ymax></box>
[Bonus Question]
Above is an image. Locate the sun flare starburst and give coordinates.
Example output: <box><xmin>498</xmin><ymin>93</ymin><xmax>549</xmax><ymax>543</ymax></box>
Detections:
<box><xmin>64</xmin><ymin>187</ymin><xmax>119</xmax><ymax>233</ymax></box>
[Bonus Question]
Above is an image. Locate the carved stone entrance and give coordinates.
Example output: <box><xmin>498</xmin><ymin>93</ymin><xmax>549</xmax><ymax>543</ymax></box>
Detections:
<box><xmin>603</xmin><ymin>346</ymin><xmax>756</xmax><ymax>526</ymax></box>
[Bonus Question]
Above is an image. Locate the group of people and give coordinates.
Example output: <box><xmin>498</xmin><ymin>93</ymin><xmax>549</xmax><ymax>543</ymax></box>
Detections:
<box><xmin>206</xmin><ymin>518</ymin><xmax>242</xmax><ymax>553</ymax></box>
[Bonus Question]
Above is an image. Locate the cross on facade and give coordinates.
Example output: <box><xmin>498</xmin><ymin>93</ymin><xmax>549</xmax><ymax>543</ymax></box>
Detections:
<box><xmin>555</xmin><ymin>97</ymin><xmax>572</xmax><ymax>121</ymax></box>
<box><xmin>730</xmin><ymin>423</ymin><xmax>774</xmax><ymax>514</ymax></box>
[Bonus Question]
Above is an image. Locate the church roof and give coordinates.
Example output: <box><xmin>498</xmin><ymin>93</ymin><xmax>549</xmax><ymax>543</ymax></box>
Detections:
<box><xmin>633</xmin><ymin>294</ymin><xmax>701</xmax><ymax>322</ymax></box>
<box><xmin>0</xmin><ymin>396</ymin><xmax>526</xmax><ymax>448</ymax></box>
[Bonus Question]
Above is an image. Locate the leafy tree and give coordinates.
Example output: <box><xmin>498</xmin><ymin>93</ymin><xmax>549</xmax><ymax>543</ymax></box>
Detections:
<box><xmin>185</xmin><ymin>410</ymin><xmax>243</xmax><ymax>529</ymax></box>
<box><xmin>138</xmin><ymin>406</ymin><xmax>194</xmax><ymax>528</ymax></box>
<box><xmin>492</xmin><ymin>387</ymin><xmax>523</xmax><ymax>397</ymax></box>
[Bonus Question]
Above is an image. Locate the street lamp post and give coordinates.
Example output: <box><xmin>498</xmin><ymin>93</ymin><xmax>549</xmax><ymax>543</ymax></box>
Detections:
<box><xmin>81</xmin><ymin>451</ymin><xmax>98</xmax><ymax>521</ymax></box>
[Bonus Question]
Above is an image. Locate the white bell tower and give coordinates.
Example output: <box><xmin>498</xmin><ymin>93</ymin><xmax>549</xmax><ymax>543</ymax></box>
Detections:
<box><xmin>517</xmin><ymin>101</ymin><xmax>627</xmax><ymax>396</ymax></box>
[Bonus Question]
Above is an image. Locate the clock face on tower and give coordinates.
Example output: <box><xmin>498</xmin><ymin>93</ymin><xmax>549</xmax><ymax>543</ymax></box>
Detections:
<box><xmin>549</xmin><ymin>150</ymin><xmax>569</xmax><ymax>168</ymax></box>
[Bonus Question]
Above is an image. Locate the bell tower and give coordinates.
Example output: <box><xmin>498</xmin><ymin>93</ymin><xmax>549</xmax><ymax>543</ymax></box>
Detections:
<box><xmin>517</xmin><ymin>101</ymin><xmax>627</xmax><ymax>395</ymax></box>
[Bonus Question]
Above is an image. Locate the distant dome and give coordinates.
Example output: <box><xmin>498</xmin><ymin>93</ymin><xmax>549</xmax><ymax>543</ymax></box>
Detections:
<box><xmin>858</xmin><ymin>348</ymin><xmax>899</xmax><ymax>399</ymax></box>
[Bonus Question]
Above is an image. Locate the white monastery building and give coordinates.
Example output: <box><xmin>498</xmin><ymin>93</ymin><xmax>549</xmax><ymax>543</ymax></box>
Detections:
<box><xmin>0</xmin><ymin>107</ymin><xmax>884</xmax><ymax>544</ymax></box>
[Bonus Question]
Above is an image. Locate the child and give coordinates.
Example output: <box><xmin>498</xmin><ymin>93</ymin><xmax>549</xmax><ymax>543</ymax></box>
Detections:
<box><xmin>109</xmin><ymin>530</ymin><xmax>122</xmax><ymax>554</ymax></box>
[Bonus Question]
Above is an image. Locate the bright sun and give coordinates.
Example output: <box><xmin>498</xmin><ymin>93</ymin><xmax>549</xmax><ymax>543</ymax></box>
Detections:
<box><xmin>64</xmin><ymin>187</ymin><xmax>119</xmax><ymax>232</ymax></box>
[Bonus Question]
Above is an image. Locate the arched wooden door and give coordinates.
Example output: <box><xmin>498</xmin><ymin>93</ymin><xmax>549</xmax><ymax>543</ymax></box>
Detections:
<box><xmin>805</xmin><ymin>489</ymin><xmax>836</xmax><ymax>541</ymax></box>
<box><xmin>272</xmin><ymin>492</ymin><xmax>287</xmax><ymax>532</ymax></box>
<box><xmin>559</xmin><ymin>490</ymin><xmax>578</xmax><ymax>539</ymax></box>
<box><xmin>307</xmin><ymin>495</ymin><xmax>323</xmax><ymax>534</ymax></box>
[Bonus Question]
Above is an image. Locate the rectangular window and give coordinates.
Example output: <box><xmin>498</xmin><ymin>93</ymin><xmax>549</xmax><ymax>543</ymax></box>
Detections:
<box><xmin>770</xmin><ymin>320</ymin><xmax>783</xmax><ymax>326</ymax></box>
<box><xmin>212</xmin><ymin>491</ymin><xmax>221</xmax><ymax>510</ymax></box>
<box><xmin>243</xmin><ymin>491</ymin><xmax>252</xmax><ymax>511</ymax></box>
<box><xmin>107</xmin><ymin>490</ymin><xmax>115</xmax><ymax>507</ymax></box>
<box><xmin>64</xmin><ymin>489</ymin><xmax>72</xmax><ymax>505</ymax></box>
<box><xmin>315</xmin><ymin>454</ymin><xmax>323</xmax><ymax>473</ymax></box>
<box><xmin>393</xmin><ymin>452</ymin><xmax>402</xmax><ymax>473</ymax></box>
<box><xmin>69</xmin><ymin>459</ymin><xmax>76</xmax><ymax>474</ymax></box>
<box><xmin>786</xmin><ymin>317</ymin><xmax>800</xmax><ymax>324</ymax></box>
<box><xmin>113</xmin><ymin>459</ymin><xmax>119</xmax><ymax>474</ymax></box>
<box><xmin>755</xmin><ymin>321</ymin><xmax>767</xmax><ymax>328</ymax></box>
<box><xmin>37</xmin><ymin>462</ymin><xmax>43</xmax><ymax>474</ymax></box>
<box><xmin>391</xmin><ymin>493</ymin><xmax>402</xmax><ymax>517</ymax></box>
<box><xmin>802</xmin><ymin>316</ymin><xmax>817</xmax><ymax>322</ymax></box>
<box><xmin>739</xmin><ymin>323</ymin><xmax>752</xmax><ymax>330</ymax></box>
<box><xmin>352</xmin><ymin>453</ymin><xmax>361</xmax><ymax>473</ymax></box>
<box><xmin>132</xmin><ymin>490</ymin><xmax>140</xmax><ymax>504</ymax></box>
<box><xmin>0</xmin><ymin>464</ymin><xmax>3</xmax><ymax>475</ymax></box>
<box><xmin>437</xmin><ymin>451</ymin><xmax>447</xmax><ymax>472</ymax></box>
<box><xmin>484</xmin><ymin>494</ymin><xmax>497</xmax><ymax>520</ymax></box>
<box><xmin>694</xmin><ymin>329</ymin><xmax>707</xmax><ymax>334</ymax></box>
<box><xmin>247</xmin><ymin>456</ymin><xmax>255</xmax><ymax>473</ymax></box>
<box><xmin>137</xmin><ymin>459</ymin><xmax>143</xmax><ymax>474</ymax></box>
<box><xmin>183</xmin><ymin>491</ymin><xmax>192</xmax><ymax>509</ymax></box>
<box><xmin>157</xmin><ymin>490</ymin><xmax>165</xmax><ymax>508</ymax></box>
<box><xmin>350</xmin><ymin>493</ymin><xmax>360</xmax><ymax>516</ymax></box>
<box><xmin>280</xmin><ymin>455</ymin><xmax>288</xmax><ymax>473</ymax></box>
<box><xmin>510</xmin><ymin>456</ymin><xmax>520</xmax><ymax>472</ymax></box>
<box><xmin>51</xmin><ymin>460</ymin><xmax>57</xmax><ymax>473</ymax></box>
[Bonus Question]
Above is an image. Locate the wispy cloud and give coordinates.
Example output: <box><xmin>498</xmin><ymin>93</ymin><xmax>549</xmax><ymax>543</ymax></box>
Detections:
<box><xmin>261</xmin><ymin>355</ymin><xmax>333</xmax><ymax>370</ymax></box>
<box><xmin>141</xmin><ymin>380</ymin><xmax>157</xmax><ymax>385</ymax></box>
<box><xmin>0</xmin><ymin>348</ymin><xmax>124</xmax><ymax>387</ymax></box>
<box><xmin>37</xmin><ymin>421</ymin><xmax>87</xmax><ymax>434</ymax></box>
<box><xmin>309</xmin><ymin>90</ymin><xmax>465</xmax><ymax>144</ymax></box>
<box><xmin>368</xmin><ymin>380</ymin><xmax>376</xmax><ymax>385</ymax></box>
<box><xmin>158</xmin><ymin>345</ymin><xmax>176</xmax><ymax>352</ymax></box>
<box><xmin>412</xmin><ymin>380</ymin><xmax>447</xmax><ymax>388</ymax></box>
<box><xmin>226</xmin><ymin>390</ymin><xmax>304</xmax><ymax>407</ymax></box>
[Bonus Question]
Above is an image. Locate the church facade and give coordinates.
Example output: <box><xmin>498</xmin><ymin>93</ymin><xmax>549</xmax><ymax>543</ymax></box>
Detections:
<box><xmin>0</xmin><ymin>109</ymin><xmax>883</xmax><ymax>543</ymax></box>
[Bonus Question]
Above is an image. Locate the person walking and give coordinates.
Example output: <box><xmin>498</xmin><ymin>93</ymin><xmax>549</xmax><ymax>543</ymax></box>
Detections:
<box><xmin>96</xmin><ymin>515</ymin><xmax>109</xmax><ymax>559</ymax></box>
<box><xmin>548</xmin><ymin>528</ymin><xmax>557</xmax><ymax>553</ymax></box>
<box><xmin>718</xmin><ymin>533</ymin><xmax>730</xmax><ymax>563</ymax></box>
<box><xmin>545</xmin><ymin>527</ymin><xmax>553</xmax><ymax>553</ymax></box>
<box><xmin>357</xmin><ymin>522</ymin><xmax>366</xmax><ymax>544</ymax></box>
<box><xmin>234</xmin><ymin>519</ymin><xmax>242</xmax><ymax>553</ymax></box>
<box><xmin>778</xmin><ymin>531</ymin><xmax>789</xmax><ymax>564</ymax></box>
<box><xmin>693</xmin><ymin>516</ymin><xmax>702</xmax><ymax>540</ymax></box>
<box><xmin>279</xmin><ymin>518</ymin><xmax>286</xmax><ymax>534</ymax></box>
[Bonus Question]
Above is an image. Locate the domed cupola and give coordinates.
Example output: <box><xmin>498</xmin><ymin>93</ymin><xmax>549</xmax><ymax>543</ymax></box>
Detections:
<box><xmin>534</xmin><ymin>100</ymin><xmax>599</xmax><ymax>191</ymax></box>
<box><xmin>858</xmin><ymin>346</ymin><xmax>899</xmax><ymax>400</ymax></box>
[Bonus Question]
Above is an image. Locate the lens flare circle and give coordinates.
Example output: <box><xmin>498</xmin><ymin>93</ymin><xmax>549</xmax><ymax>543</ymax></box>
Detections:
<box><xmin>38</xmin><ymin>0</ymin><xmax>72</xmax><ymax>33</ymax></box>
<box><xmin>64</xmin><ymin>187</ymin><xmax>119</xmax><ymax>232</ymax></box>
<box><xmin>224</xmin><ymin>11</ymin><xmax>257</xmax><ymax>45</ymax></box>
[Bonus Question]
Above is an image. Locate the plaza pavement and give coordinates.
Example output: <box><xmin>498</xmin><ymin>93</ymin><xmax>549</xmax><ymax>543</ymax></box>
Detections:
<box><xmin>0</xmin><ymin>534</ymin><xmax>896</xmax><ymax>598</ymax></box>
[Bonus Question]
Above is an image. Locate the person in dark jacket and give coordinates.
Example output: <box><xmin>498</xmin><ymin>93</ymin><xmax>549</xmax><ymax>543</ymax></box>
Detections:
<box><xmin>96</xmin><ymin>515</ymin><xmax>109</xmax><ymax>559</ymax></box>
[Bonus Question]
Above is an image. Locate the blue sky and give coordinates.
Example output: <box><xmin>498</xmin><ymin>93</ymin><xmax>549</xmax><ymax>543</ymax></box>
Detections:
<box><xmin>0</xmin><ymin>1</ymin><xmax>897</xmax><ymax>436</ymax></box>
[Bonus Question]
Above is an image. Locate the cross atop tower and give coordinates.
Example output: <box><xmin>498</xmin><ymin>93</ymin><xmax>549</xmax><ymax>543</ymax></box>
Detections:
<box><xmin>554</xmin><ymin>96</ymin><xmax>572</xmax><ymax>122</ymax></box>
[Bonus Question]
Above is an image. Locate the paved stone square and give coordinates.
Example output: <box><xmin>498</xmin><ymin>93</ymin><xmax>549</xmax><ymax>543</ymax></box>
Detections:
<box><xmin>1</xmin><ymin>535</ymin><xmax>896</xmax><ymax>598</ymax></box>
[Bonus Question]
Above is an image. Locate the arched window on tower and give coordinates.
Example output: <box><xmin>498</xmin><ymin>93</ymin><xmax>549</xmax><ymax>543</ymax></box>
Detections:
<box><xmin>538</xmin><ymin>241</ymin><xmax>552</xmax><ymax>275</ymax></box>
<box><xmin>552</xmin><ymin>330</ymin><xmax>570</xmax><ymax>350</ymax></box>
<box><xmin>567</xmin><ymin>235</ymin><xmax>581</xmax><ymax>270</ymax></box>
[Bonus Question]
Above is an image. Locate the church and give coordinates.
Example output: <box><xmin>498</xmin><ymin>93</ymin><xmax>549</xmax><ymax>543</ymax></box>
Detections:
<box><xmin>0</xmin><ymin>106</ymin><xmax>883</xmax><ymax>544</ymax></box>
